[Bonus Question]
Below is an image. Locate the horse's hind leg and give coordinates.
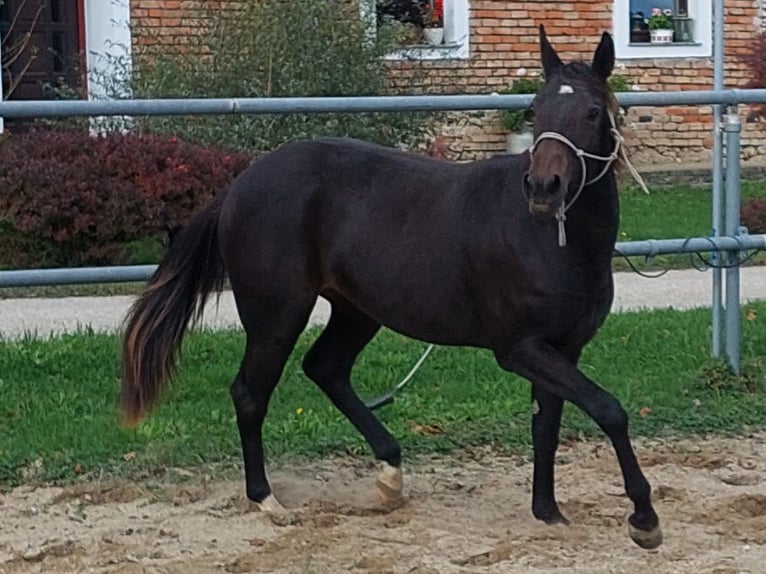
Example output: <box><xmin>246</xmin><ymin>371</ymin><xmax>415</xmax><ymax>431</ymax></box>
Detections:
<box><xmin>302</xmin><ymin>298</ymin><xmax>404</xmax><ymax>504</ymax></box>
<box><xmin>229</xmin><ymin>294</ymin><xmax>314</xmax><ymax>512</ymax></box>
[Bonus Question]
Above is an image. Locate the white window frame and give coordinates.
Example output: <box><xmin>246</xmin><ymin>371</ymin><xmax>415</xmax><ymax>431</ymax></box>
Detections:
<box><xmin>613</xmin><ymin>1</ymin><xmax>711</xmax><ymax>59</ymax></box>
<box><xmin>83</xmin><ymin>0</ymin><xmax>132</xmax><ymax>99</ymax></box>
<box><xmin>361</xmin><ymin>0</ymin><xmax>470</xmax><ymax>61</ymax></box>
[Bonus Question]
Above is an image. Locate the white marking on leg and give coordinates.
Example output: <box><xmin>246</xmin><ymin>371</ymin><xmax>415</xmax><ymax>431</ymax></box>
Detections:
<box><xmin>559</xmin><ymin>84</ymin><xmax>574</xmax><ymax>94</ymax></box>
<box><xmin>255</xmin><ymin>493</ymin><xmax>286</xmax><ymax>513</ymax></box>
<box><xmin>375</xmin><ymin>462</ymin><xmax>403</xmax><ymax>503</ymax></box>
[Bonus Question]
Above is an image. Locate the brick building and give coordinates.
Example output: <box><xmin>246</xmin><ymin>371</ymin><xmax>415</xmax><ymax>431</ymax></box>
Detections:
<box><xmin>2</xmin><ymin>0</ymin><xmax>765</xmax><ymax>166</ymax></box>
<box><xmin>379</xmin><ymin>0</ymin><xmax>766</xmax><ymax>165</ymax></box>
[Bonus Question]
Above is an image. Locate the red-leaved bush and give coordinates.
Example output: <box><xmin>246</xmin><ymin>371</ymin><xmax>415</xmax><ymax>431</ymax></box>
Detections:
<box><xmin>741</xmin><ymin>198</ymin><xmax>766</xmax><ymax>235</ymax></box>
<box><xmin>0</xmin><ymin>129</ymin><xmax>251</xmax><ymax>267</ymax></box>
<box><xmin>741</xmin><ymin>31</ymin><xmax>766</xmax><ymax>121</ymax></box>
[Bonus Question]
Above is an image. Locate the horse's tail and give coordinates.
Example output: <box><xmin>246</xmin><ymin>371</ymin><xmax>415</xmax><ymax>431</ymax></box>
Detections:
<box><xmin>120</xmin><ymin>192</ymin><xmax>228</xmax><ymax>427</ymax></box>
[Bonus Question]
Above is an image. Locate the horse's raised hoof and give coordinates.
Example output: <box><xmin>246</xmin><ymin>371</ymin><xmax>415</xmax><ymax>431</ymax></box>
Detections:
<box><xmin>375</xmin><ymin>463</ymin><xmax>403</xmax><ymax>505</ymax></box>
<box><xmin>253</xmin><ymin>493</ymin><xmax>286</xmax><ymax>513</ymax></box>
<box><xmin>628</xmin><ymin>522</ymin><xmax>663</xmax><ymax>549</ymax></box>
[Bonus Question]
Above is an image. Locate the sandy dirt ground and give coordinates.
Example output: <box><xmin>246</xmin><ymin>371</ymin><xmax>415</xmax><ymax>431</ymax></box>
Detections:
<box><xmin>3</xmin><ymin>432</ymin><xmax>766</xmax><ymax>574</ymax></box>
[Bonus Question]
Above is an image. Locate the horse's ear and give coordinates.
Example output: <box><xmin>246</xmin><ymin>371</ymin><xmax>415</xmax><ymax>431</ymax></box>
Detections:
<box><xmin>592</xmin><ymin>31</ymin><xmax>615</xmax><ymax>81</ymax></box>
<box><xmin>539</xmin><ymin>25</ymin><xmax>563</xmax><ymax>79</ymax></box>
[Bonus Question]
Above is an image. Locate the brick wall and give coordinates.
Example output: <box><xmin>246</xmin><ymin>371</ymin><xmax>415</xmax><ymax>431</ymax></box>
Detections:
<box><xmin>130</xmin><ymin>0</ymin><xmax>766</xmax><ymax>167</ymax></box>
<box><xmin>391</xmin><ymin>0</ymin><xmax>766</xmax><ymax>165</ymax></box>
<box><xmin>131</xmin><ymin>0</ymin><xmax>224</xmax><ymax>50</ymax></box>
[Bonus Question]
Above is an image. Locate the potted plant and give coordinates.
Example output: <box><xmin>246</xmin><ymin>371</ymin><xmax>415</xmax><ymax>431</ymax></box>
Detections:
<box><xmin>500</xmin><ymin>75</ymin><xmax>544</xmax><ymax>154</ymax></box>
<box><xmin>421</xmin><ymin>1</ymin><xmax>444</xmax><ymax>46</ymax></box>
<box><xmin>647</xmin><ymin>8</ymin><xmax>674</xmax><ymax>44</ymax></box>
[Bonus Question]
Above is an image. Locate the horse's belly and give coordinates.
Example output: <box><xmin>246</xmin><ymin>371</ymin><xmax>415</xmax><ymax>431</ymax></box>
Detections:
<box><xmin>339</xmin><ymin>289</ymin><xmax>488</xmax><ymax>347</ymax></box>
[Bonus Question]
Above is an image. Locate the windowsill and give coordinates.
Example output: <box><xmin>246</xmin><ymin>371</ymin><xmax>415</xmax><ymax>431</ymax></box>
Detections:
<box><xmin>628</xmin><ymin>42</ymin><xmax>701</xmax><ymax>47</ymax></box>
<box><xmin>384</xmin><ymin>41</ymin><xmax>468</xmax><ymax>61</ymax></box>
<box><xmin>616</xmin><ymin>40</ymin><xmax>711</xmax><ymax>59</ymax></box>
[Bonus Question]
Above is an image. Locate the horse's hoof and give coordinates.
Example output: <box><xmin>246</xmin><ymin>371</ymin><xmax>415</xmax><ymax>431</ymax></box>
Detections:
<box><xmin>375</xmin><ymin>463</ymin><xmax>403</xmax><ymax>504</ymax></box>
<box><xmin>538</xmin><ymin>509</ymin><xmax>570</xmax><ymax>526</ymax></box>
<box><xmin>628</xmin><ymin>522</ymin><xmax>663</xmax><ymax>549</ymax></box>
<box><xmin>253</xmin><ymin>493</ymin><xmax>286</xmax><ymax>513</ymax></box>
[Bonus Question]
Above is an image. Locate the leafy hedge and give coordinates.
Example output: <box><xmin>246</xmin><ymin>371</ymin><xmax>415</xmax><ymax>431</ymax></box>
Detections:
<box><xmin>0</xmin><ymin>130</ymin><xmax>250</xmax><ymax>268</ymax></box>
<box><xmin>741</xmin><ymin>31</ymin><xmax>766</xmax><ymax>121</ymax></box>
<box><xmin>111</xmin><ymin>0</ymin><xmax>441</xmax><ymax>154</ymax></box>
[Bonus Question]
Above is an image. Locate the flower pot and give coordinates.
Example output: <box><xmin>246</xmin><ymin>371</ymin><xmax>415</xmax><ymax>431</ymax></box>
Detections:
<box><xmin>506</xmin><ymin>130</ymin><xmax>534</xmax><ymax>155</ymax></box>
<box><xmin>649</xmin><ymin>29</ymin><xmax>674</xmax><ymax>44</ymax></box>
<box><xmin>672</xmin><ymin>16</ymin><xmax>694</xmax><ymax>42</ymax></box>
<box><xmin>423</xmin><ymin>27</ymin><xmax>444</xmax><ymax>46</ymax></box>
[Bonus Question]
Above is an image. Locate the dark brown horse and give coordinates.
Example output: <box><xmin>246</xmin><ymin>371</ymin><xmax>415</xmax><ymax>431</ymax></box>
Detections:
<box><xmin>121</xmin><ymin>27</ymin><xmax>662</xmax><ymax>549</ymax></box>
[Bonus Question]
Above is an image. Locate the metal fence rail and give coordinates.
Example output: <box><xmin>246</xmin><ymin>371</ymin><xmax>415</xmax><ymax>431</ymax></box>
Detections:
<box><xmin>2</xmin><ymin>89</ymin><xmax>766</xmax><ymax>118</ymax></box>
<box><xmin>1</xmin><ymin>235</ymin><xmax>765</xmax><ymax>289</ymax></box>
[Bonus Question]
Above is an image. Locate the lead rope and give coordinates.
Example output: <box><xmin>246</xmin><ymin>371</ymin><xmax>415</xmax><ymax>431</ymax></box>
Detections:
<box><xmin>365</xmin><ymin>343</ymin><xmax>435</xmax><ymax>410</ymax></box>
<box><xmin>529</xmin><ymin>111</ymin><xmax>650</xmax><ymax>247</ymax></box>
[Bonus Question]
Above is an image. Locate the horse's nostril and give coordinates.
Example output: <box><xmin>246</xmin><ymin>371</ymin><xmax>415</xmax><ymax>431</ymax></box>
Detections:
<box><xmin>523</xmin><ymin>173</ymin><xmax>532</xmax><ymax>197</ymax></box>
<box><xmin>546</xmin><ymin>175</ymin><xmax>562</xmax><ymax>197</ymax></box>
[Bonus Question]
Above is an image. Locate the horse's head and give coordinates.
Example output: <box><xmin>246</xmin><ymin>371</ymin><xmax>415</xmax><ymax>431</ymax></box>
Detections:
<box><xmin>523</xmin><ymin>26</ymin><xmax>619</xmax><ymax>218</ymax></box>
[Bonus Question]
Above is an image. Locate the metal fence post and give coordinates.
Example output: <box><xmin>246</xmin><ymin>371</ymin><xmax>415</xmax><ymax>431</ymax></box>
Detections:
<box><xmin>710</xmin><ymin>0</ymin><xmax>725</xmax><ymax>358</ymax></box>
<box><xmin>724</xmin><ymin>108</ymin><xmax>742</xmax><ymax>375</ymax></box>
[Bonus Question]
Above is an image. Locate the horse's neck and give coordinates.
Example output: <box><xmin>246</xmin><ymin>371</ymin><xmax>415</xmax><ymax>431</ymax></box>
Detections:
<box><xmin>567</xmin><ymin>173</ymin><xmax>620</xmax><ymax>263</ymax></box>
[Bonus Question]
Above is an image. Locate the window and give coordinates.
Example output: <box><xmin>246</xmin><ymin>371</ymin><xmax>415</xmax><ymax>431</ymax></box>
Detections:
<box><xmin>613</xmin><ymin>0</ymin><xmax>711</xmax><ymax>59</ymax></box>
<box><xmin>361</xmin><ymin>0</ymin><xmax>469</xmax><ymax>60</ymax></box>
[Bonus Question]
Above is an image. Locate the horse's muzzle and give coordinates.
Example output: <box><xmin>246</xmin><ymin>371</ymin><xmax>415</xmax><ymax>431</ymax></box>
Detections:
<box><xmin>523</xmin><ymin>172</ymin><xmax>566</xmax><ymax>215</ymax></box>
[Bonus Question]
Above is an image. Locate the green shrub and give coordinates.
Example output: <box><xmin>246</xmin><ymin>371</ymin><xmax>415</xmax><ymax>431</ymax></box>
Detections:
<box><xmin>499</xmin><ymin>77</ymin><xmax>545</xmax><ymax>133</ymax></box>
<box><xmin>114</xmin><ymin>0</ymin><xmax>439</xmax><ymax>153</ymax></box>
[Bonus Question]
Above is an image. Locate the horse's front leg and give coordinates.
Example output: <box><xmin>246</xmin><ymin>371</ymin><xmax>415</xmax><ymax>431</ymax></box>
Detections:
<box><xmin>496</xmin><ymin>337</ymin><xmax>662</xmax><ymax>550</ymax></box>
<box><xmin>530</xmin><ymin>384</ymin><xmax>568</xmax><ymax>525</ymax></box>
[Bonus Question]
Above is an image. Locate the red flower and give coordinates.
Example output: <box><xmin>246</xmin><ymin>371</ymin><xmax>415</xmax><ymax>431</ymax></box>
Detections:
<box><xmin>423</xmin><ymin>0</ymin><xmax>443</xmax><ymax>27</ymax></box>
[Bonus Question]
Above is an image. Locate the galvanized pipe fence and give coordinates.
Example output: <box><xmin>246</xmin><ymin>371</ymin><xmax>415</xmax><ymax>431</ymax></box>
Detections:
<box><xmin>2</xmin><ymin>89</ymin><xmax>766</xmax><ymax>374</ymax></box>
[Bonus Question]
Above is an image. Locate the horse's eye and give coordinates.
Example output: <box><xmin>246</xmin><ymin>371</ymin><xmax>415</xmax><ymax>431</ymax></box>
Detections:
<box><xmin>586</xmin><ymin>107</ymin><xmax>601</xmax><ymax>121</ymax></box>
<box><xmin>524</xmin><ymin>105</ymin><xmax>535</xmax><ymax>123</ymax></box>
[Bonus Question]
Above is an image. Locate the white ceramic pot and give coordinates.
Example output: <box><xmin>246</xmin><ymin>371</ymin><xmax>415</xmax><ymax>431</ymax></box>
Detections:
<box><xmin>423</xmin><ymin>27</ymin><xmax>444</xmax><ymax>46</ymax></box>
<box><xmin>650</xmin><ymin>29</ymin><xmax>674</xmax><ymax>44</ymax></box>
<box><xmin>506</xmin><ymin>130</ymin><xmax>534</xmax><ymax>155</ymax></box>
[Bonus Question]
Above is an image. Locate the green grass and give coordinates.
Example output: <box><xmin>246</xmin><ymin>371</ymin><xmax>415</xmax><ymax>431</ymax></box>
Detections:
<box><xmin>619</xmin><ymin>180</ymin><xmax>766</xmax><ymax>241</ymax></box>
<box><xmin>615</xmin><ymin>181</ymin><xmax>766</xmax><ymax>271</ymax></box>
<box><xmin>2</xmin><ymin>302</ymin><xmax>766</xmax><ymax>485</ymax></box>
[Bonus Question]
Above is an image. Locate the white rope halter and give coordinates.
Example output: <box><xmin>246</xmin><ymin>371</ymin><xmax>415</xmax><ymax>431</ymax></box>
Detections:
<box><xmin>528</xmin><ymin>110</ymin><xmax>649</xmax><ymax>247</ymax></box>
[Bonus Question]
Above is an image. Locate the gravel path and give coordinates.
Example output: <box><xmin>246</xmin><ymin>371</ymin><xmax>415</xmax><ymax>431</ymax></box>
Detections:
<box><xmin>2</xmin><ymin>267</ymin><xmax>766</xmax><ymax>340</ymax></box>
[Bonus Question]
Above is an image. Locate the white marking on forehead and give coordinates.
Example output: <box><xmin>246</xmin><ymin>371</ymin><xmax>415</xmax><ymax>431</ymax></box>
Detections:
<box><xmin>559</xmin><ymin>84</ymin><xmax>575</xmax><ymax>94</ymax></box>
